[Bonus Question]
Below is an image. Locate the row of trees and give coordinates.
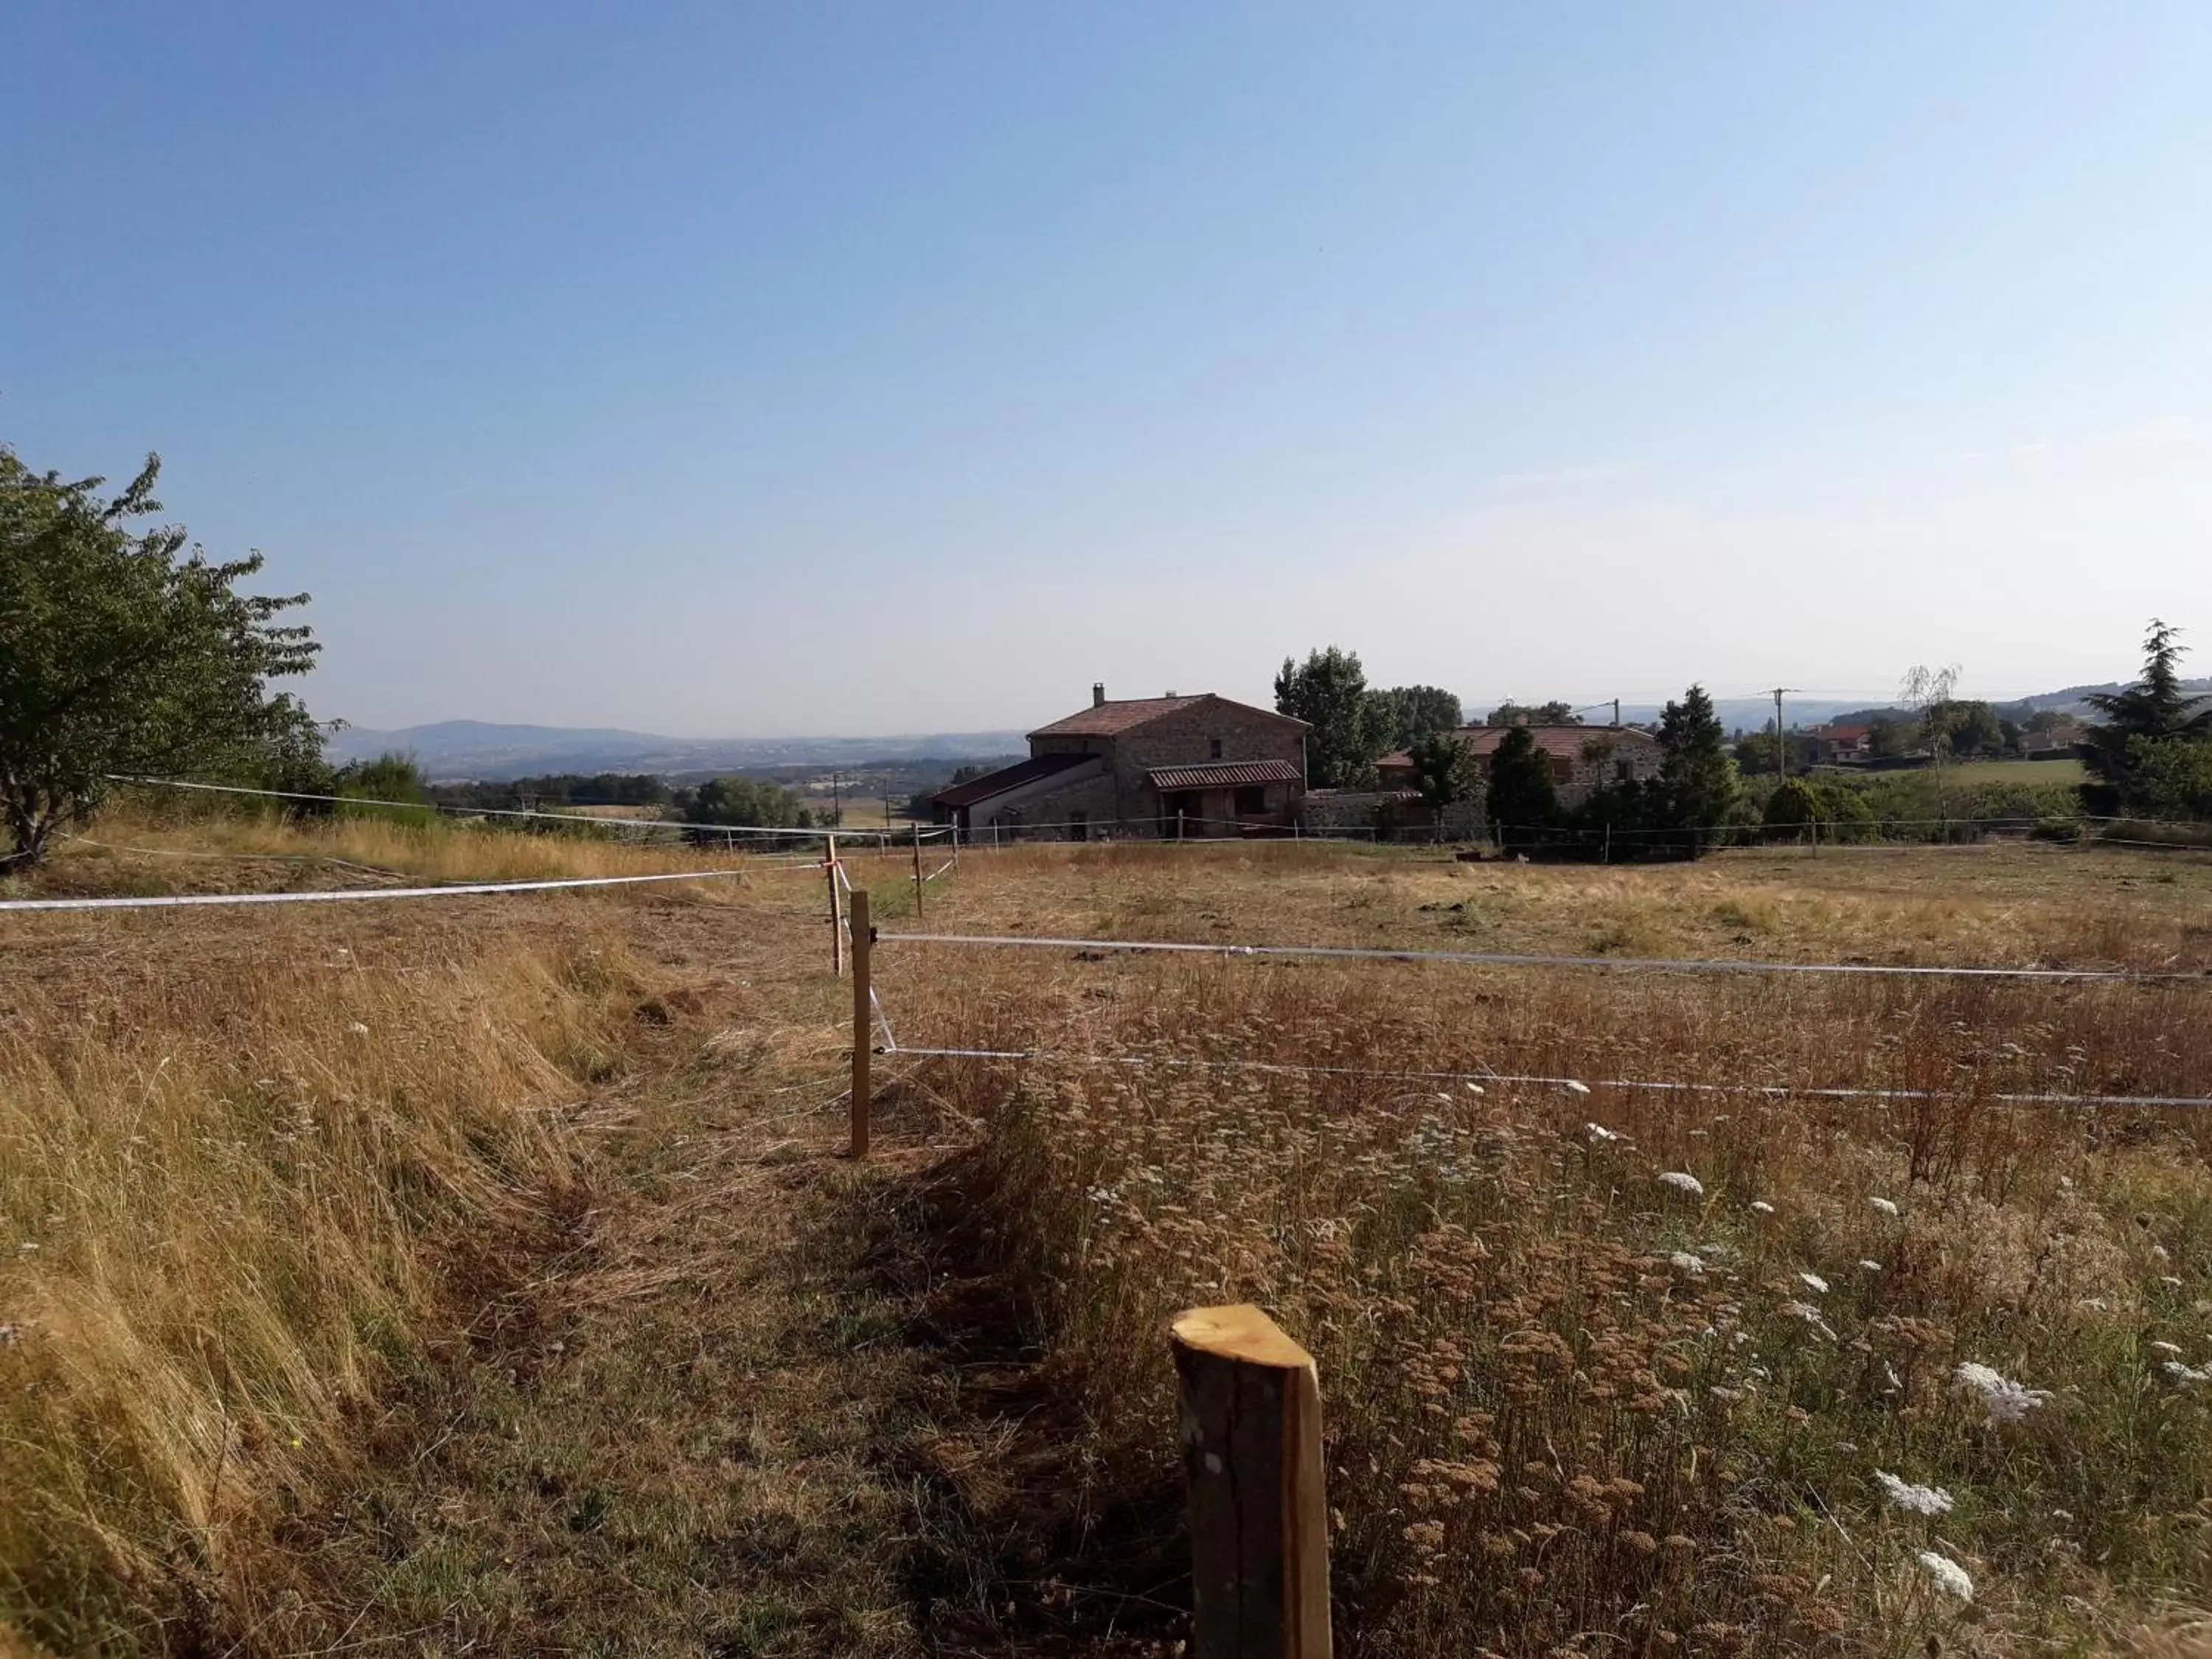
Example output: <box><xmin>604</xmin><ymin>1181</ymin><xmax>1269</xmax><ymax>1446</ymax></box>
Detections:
<box><xmin>1484</xmin><ymin>686</ymin><xmax>1743</xmax><ymax>858</ymax></box>
<box><xmin>1271</xmin><ymin>648</ymin><xmax>1463</xmax><ymax>787</ymax></box>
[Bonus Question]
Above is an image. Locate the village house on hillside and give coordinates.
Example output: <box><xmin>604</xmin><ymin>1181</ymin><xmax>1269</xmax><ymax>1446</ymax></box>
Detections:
<box><xmin>931</xmin><ymin>685</ymin><xmax>1308</xmax><ymax>839</ymax></box>
<box><xmin>1374</xmin><ymin>723</ymin><xmax>1663</xmax><ymax>808</ymax></box>
<box><xmin>1809</xmin><ymin>723</ymin><xmax>1874</xmax><ymax>765</ymax></box>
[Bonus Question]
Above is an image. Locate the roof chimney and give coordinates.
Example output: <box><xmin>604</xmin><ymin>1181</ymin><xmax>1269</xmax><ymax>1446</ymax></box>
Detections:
<box><xmin>1166</xmin><ymin>689</ymin><xmax>1177</xmax><ymax>698</ymax></box>
<box><xmin>1092</xmin><ymin>682</ymin><xmax>1106</xmax><ymax>707</ymax></box>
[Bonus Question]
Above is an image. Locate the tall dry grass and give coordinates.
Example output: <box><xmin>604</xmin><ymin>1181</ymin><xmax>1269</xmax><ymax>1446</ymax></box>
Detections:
<box><xmin>38</xmin><ymin>796</ymin><xmax>781</xmax><ymax>890</ymax></box>
<box><xmin>896</xmin><ymin>947</ymin><xmax>2212</xmax><ymax>1655</ymax></box>
<box><xmin>0</xmin><ymin>892</ymin><xmax>679</xmax><ymax>1651</ymax></box>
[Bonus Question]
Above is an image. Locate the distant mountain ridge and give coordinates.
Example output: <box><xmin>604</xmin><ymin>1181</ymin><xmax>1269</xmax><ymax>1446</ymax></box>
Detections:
<box><xmin>327</xmin><ymin>720</ymin><xmax>1030</xmax><ymax>780</ymax></box>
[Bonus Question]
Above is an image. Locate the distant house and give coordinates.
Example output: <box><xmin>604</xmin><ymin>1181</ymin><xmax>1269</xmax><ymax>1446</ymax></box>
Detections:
<box><xmin>1809</xmin><ymin>723</ymin><xmax>1874</xmax><ymax>765</ymax></box>
<box><xmin>2020</xmin><ymin>719</ymin><xmax>2087</xmax><ymax>757</ymax></box>
<box><xmin>1374</xmin><ymin>723</ymin><xmax>1662</xmax><ymax>808</ymax></box>
<box><xmin>931</xmin><ymin>685</ymin><xmax>1308</xmax><ymax>839</ymax></box>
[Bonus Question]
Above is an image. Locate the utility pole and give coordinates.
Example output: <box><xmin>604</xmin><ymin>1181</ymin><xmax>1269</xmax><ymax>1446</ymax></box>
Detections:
<box><xmin>1612</xmin><ymin>698</ymin><xmax>1620</xmax><ymax>728</ymax></box>
<box><xmin>1769</xmin><ymin>687</ymin><xmax>1800</xmax><ymax>779</ymax></box>
<box><xmin>830</xmin><ymin>770</ymin><xmax>842</xmax><ymax>828</ymax></box>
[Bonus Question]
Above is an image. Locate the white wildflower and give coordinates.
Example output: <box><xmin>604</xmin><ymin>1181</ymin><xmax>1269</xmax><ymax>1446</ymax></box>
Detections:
<box><xmin>1562</xmin><ymin>1079</ymin><xmax>1591</xmax><ymax>1096</ymax></box>
<box><xmin>347</xmin><ymin>1021</ymin><xmax>371</xmax><ymax>1037</ymax></box>
<box><xmin>1884</xmin><ymin>1361</ymin><xmax>1904</xmax><ymax>1392</ymax></box>
<box><xmin>1750</xmin><ymin>1200</ymin><xmax>1775</xmax><ymax>1215</ymax></box>
<box><xmin>1870</xmin><ymin>1196</ymin><xmax>1900</xmax><ymax>1217</ymax></box>
<box><xmin>2161</xmin><ymin>1276</ymin><xmax>2185</xmax><ymax>1289</ymax></box>
<box><xmin>1783</xmin><ymin>1301</ymin><xmax>1836</xmax><ymax>1340</ymax></box>
<box><xmin>1669</xmin><ymin>1252</ymin><xmax>1705</xmax><ymax>1276</ymax></box>
<box><xmin>2164</xmin><ymin>1360</ymin><xmax>2212</xmax><ymax>1385</ymax></box>
<box><xmin>1876</xmin><ymin>1471</ymin><xmax>1955</xmax><ymax>1516</ymax></box>
<box><xmin>14</xmin><ymin>1242</ymin><xmax>38</xmax><ymax>1258</ymax></box>
<box><xmin>1916</xmin><ymin>1551</ymin><xmax>1974</xmax><ymax>1602</ymax></box>
<box><xmin>1859</xmin><ymin>1259</ymin><xmax>1882</xmax><ymax>1272</ymax></box>
<box><xmin>1585</xmin><ymin>1122</ymin><xmax>1621</xmax><ymax>1143</ymax></box>
<box><xmin>1798</xmin><ymin>1272</ymin><xmax>1829</xmax><ymax>1295</ymax></box>
<box><xmin>2078</xmin><ymin>1297</ymin><xmax>2110</xmax><ymax>1312</ymax></box>
<box><xmin>2149</xmin><ymin>1340</ymin><xmax>2184</xmax><ymax>1357</ymax></box>
<box><xmin>2152</xmin><ymin>1244</ymin><xmax>2171</xmax><ymax>1262</ymax></box>
<box><xmin>1955</xmin><ymin>1361</ymin><xmax>2053</xmax><ymax>1424</ymax></box>
<box><xmin>1659</xmin><ymin>1171</ymin><xmax>1705</xmax><ymax>1197</ymax></box>
<box><xmin>1464</xmin><ymin>1081</ymin><xmax>1484</xmax><ymax>1095</ymax></box>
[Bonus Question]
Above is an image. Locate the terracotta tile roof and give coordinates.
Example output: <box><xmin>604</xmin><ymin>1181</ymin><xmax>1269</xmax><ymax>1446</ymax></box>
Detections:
<box><xmin>1027</xmin><ymin>693</ymin><xmax>1308</xmax><ymax>740</ymax></box>
<box><xmin>1146</xmin><ymin>759</ymin><xmax>1303</xmax><ymax>792</ymax></box>
<box><xmin>930</xmin><ymin>752</ymin><xmax>1096</xmax><ymax>808</ymax></box>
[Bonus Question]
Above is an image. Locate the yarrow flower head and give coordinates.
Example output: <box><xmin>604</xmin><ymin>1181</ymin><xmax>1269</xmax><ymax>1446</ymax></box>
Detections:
<box><xmin>1876</xmin><ymin>1471</ymin><xmax>1955</xmax><ymax>1516</ymax></box>
<box><xmin>1870</xmin><ymin>1196</ymin><xmax>1900</xmax><ymax>1217</ymax></box>
<box><xmin>2164</xmin><ymin>1360</ymin><xmax>2211</xmax><ymax>1385</ymax></box>
<box><xmin>1659</xmin><ymin>1171</ymin><xmax>1705</xmax><ymax>1198</ymax></box>
<box><xmin>1955</xmin><ymin>1360</ymin><xmax>2053</xmax><ymax>1424</ymax></box>
<box><xmin>1916</xmin><ymin>1551</ymin><xmax>1975</xmax><ymax>1602</ymax></box>
<box><xmin>1562</xmin><ymin>1079</ymin><xmax>1591</xmax><ymax>1096</ymax></box>
<box><xmin>1750</xmin><ymin>1200</ymin><xmax>1775</xmax><ymax>1215</ymax></box>
<box><xmin>1585</xmin><ymin>1122</ymin><xmax>1621</xmax><ymax>1143</ymax></box>
<box><xmin>1669</xmin><ymin>1251</ymin><xmax>1705</xmax><ymax>1276</ymax></box>
<box><xmin>1798</xmin><ymin>1271</ymin><xmax>1829</xmax><ymax>1295</ymax></box>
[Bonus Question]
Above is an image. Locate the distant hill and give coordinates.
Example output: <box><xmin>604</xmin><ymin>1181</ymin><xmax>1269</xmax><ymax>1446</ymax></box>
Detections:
<box><xmin>327</xmin><ymin>720</ymin><xmax>1031</xmax><ymax>781</ymax></box>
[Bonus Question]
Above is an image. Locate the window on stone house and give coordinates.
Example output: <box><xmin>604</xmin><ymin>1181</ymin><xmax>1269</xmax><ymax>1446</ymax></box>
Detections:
<box><xmin>1616</xmin><ymin>757</ymin><xmax>1634</xmax><ymax>782</ymax></box>
<box><xmin>1209</xmin><ymin>737</ymin><xmax>1223</xmax><ymax>759</ymax></box>
<box><xmin>1234</xmin><ymin>784</ymin><xmax>1267</xmax><ymax>815</ymax></box>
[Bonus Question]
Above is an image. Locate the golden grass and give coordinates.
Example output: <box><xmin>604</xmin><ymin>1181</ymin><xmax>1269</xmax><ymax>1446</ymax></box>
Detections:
<box><xmin>0</xmin><ymin>810</ymin><xmax>741</xmax><ymax>1652</ymax></box>
<box><xmin>7</xmin><ymin>818</ymin><xmax>2211</xmax><ymax>1655</ymax></box>
<box><xmin>867</xmin><ymin>840</ymin><xmax>2212</xmax><ymax>1655</ymax></box>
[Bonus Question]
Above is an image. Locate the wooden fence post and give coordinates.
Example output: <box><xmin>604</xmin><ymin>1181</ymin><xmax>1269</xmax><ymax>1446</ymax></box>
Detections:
<box><xmin>1172</xmin><ymin>1304</ymin><xmax>1332</xmax><ymax>1659</ymax></box>
<box><xmin>911</xmin><ymin>822</ymin><xmax>925</xmax><ymax>919</ymax></box>
<box><xmin>849</xmin><ymin>888</ymin><xmax>872</xmax><ymax>1159</ymax></box>
<box><xmin>827</xmin><ymin>832</ymin><xmax>844</xmax><ymax>975</ymax></box>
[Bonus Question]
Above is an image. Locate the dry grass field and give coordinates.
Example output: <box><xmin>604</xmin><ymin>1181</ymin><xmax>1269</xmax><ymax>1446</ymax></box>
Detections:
<box><xmin>3</xmin><ymin>812</ymin><xmax>2209</xmax><ymax>1657</ymax></box>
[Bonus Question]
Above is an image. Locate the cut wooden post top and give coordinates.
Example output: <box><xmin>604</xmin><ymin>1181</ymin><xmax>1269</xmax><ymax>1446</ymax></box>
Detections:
<box><xmin>1172</xmin><ymin>1304</ymin><xmax>1315</xmax><ymax>1372</ymax></box>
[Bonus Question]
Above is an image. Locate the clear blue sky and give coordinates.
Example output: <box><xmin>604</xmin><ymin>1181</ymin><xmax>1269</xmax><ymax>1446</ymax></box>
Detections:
<box><xmin>7</xmin><ymin>3</ymin><xmax>2209</xmax><ymax>735</ymax></box>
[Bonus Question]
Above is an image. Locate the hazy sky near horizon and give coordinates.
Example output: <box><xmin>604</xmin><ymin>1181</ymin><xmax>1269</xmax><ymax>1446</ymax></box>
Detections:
<box><xmin>7</xmin><ymin>3</ymin><xmax>2210</xmax><ymax>737</ymax></box>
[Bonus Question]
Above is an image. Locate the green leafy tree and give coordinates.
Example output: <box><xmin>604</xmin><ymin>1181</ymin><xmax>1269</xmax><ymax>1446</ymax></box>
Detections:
<box><xmin>2081</xmin><ymin>621</ymin><xmax>2212</xmax><ymax>815</ymax></box>
<box><xmin>1866</xmin><ymin>716</ymin><xmax>1913</xmax><ymax>759</ymax></box>
<box><xmin>1655</xmin><ymin>684</ymin><xmax>1741</xmax><ymax>853</ymax></box>
<box><xmin>1484</xmin><ymin>725</ymin><xmax>1557</xmax><ymax>853</ymax></box>
<box><xmin>1762</xmin><ymin>777</ymin><xmax>1877</xmax><ymax>844</ymax></box>
<box><xmin>1275</xmin><ymin>646</ymin><xmax>1380</xmax><ymax>788</ymax></box>
<box><xmin>1367</xmin><ymin>685</ymin><xmax>1464</xmax><ymax>752</ymax></box>
<box><xmin>1485</xmin><ymin>700</ymin><xmax>1578</xmax><ymax>726</ymax></box>
<box><xmin>1933</xmin><ymin>699</ymin><xmax>2004</xmax><ymax>759</ymax></box>
<box><xmin>1407</xmin><ymin>731</ymin><xmax>1482</xmax><ymax>829</ymax></box>
<box><xmin>676</xmin><ymin>776</ymin><xmax>814</xmax><ymax>834</ymax></box>
<box><xmin>2126</xmin><ymin>735</ymin><xmax>2212</xmax><ymax>821</ymax></box>
<box><xmin>1</xmin><ymin>448</ymin><xmax>321</xmax><ymax>869</ymax></box>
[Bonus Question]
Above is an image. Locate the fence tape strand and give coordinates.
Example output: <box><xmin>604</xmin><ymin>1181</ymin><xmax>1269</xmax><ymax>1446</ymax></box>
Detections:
<box><xmin>874</xmin><ymin>930</ymin><xmax>2204</xmax><ymax>984</ymax></box>
<box><xmin>0</xmin><ymin>868</ymin><xmax>747</xmax><ymax>913</ymax></box>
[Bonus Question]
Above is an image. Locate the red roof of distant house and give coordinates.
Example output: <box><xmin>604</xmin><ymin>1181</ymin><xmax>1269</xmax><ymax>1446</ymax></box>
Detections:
<box><xmin>1823</xmin><ymin>723</ymin><xmax>1872</xmax><ymax>743</ymax></box>
<box><xmin>1028</xmin><ymin>692</ymin><xmax>1308</xmax><ymax>740</ymax></box>
<box><xmin>1147</xmin><ymin>759</ymin><xmax>1302</xmax><ymax>792</ymax></box>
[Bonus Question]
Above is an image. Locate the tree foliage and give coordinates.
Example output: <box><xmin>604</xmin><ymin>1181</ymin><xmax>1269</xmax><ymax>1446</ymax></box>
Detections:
<box><xmin>1366</xmin><ymin>685</ymin><xmax>1463</xmax><ymax>752</ymax></box>
<box><xmin>1485</xmin><ymin>700</ymin><xmax>1579</xmax><ymax>726</ymax></box>
<box><xmin>674</xmin><ymin>776</ymin><xmax>815</xmax><ymax>832</ymax></box>
<box><xmin>1484</xmin><ymin>726</ymin><xmax>1557</xmax><ymax>852</ymax></box>
<box><xmin>1275</xmin><ymin>646</ymin><xmax>1380</xmax><ymax>788</ymax></box>
<box><xmin>1761</xmin><ymin>777</ymin><xmax>1877</xmax><ymax>843</ymax></box>
<box><xmin>1406</xmin><ymin>731</ymin><xmax>1482</xmax><ymax>818</ymax></box>
<box><xmin>1</xmin><ymin>448</ymin><xmax>322</xmax><ymax>868</ymax></box>
<box><xmin>1655</xmin><ymin>684</ymin><xmax>1741</xmax><ymax>852</ymax></box>
<box><xmin>2080</xmin><ymin>621</ymin><xmax>2212</xmax><ymax>816</ymax></box>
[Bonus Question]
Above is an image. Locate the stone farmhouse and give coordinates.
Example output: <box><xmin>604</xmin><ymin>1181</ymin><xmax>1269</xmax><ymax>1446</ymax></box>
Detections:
<box><xmin>1374</xmin><ymin>723</ymin><xmax>1663</xmax><ymax>808</ymax></box>
<box><xmin>931</xmin><ymin>686</ymin><xmax>1309</xmax><ymax>839</ymax></box>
